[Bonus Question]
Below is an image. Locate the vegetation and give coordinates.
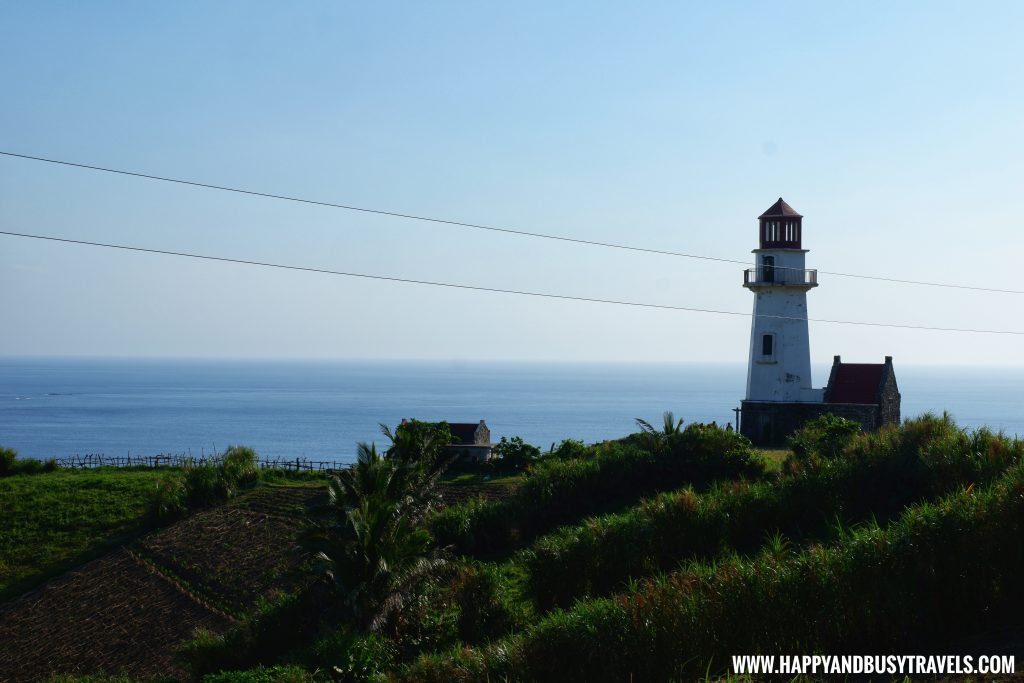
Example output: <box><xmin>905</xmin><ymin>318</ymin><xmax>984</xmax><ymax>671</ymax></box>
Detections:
<box><xmin>147</xmin><ymin>445</ymin><xmax>262</xmax><ymax>524</ymax></box>
<box><xmin>786</xmin><ymin>412</ymin><xmax>862</xmax><ymax>465</ymax></box>
<box><xmin>400</xmin><ymin>457</ymin><xmax>1024</xmax><ymax>681</ymax></box>
<box><xmin>0</xmin><ymin>467</ymin><xmax>166</xmax><ymax>600</ymax></box>
<box><xmin>0</xmin><ymin>445</ymin><xmax>58</xmax><ymax>476</ymax></box>
<box><xmin>527</xmin><ymin>413</ymin><xmax>1023</xmax><ymax>608</ymax></box>
<box><xmin>431</xmin><ymin>422</ymin><xmax>763</xmax><ymax>557</ymax></box>
<box><xmin>299</xmin><ymin>420</ymin><xmax>454</xmax><ymax>631</ymax></box>
<box><xmin>488</xmin><ymin>436</ymin><xmax>540</xmax><ymax>472</ymax></box>
<box><xmin>10</xmin><ymin>414</ymin><xmax>1024</xmax><ymax>683</ymax></box>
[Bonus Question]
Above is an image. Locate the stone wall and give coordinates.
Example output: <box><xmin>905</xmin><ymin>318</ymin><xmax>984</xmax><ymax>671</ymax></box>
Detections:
<box><xmin>474</xmin><ymin>422</ymin><xmax>491</xmax><ymax>446</ymax></box>
<box><xmin>878</xmin><ymin>358</ymin><xmax>901</xmax><ymax>427</ymax></box>
<box><xmin>740</xmin><ymin>400</ymin><xmax>882</xmax><ymax>447</ymax></box>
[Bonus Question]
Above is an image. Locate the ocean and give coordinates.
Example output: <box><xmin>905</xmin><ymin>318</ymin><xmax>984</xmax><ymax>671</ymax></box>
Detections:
<box><xmin>2</xmin><ymin>358</ymin><xmax>1023</xmax><ymax>461</ymax></box>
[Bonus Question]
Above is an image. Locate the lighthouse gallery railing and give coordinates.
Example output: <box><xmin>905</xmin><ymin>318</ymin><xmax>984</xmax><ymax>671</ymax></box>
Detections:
<box><xmin>743</xmin><ymin>268</ymin><xmax>818</xmax><ymax>286</ymax></box>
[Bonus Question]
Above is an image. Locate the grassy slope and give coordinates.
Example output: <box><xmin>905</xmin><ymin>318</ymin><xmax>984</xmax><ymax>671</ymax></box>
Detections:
<box><xmin>0</xmin><ymin>468</ymin><xmax>166</xmax><ymax>601</ymax></box>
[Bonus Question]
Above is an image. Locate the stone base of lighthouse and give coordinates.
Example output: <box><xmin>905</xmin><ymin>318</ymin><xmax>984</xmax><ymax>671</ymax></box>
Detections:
<box><xmin>740</xmin><ymin>399</ymin><xmax>899</xmax><ymax>447</ymax></box>
<box><xmin>739</xmin><ymin>401</ymin><xmax>830</xmax><ymax>447</ymax></box>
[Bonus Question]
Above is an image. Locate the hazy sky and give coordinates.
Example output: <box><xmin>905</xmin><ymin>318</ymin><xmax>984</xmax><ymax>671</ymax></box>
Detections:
<box><xmin>1</xmin><ymin>1</ymin><xmax>1022</xmax><ymax>367</ymax></box>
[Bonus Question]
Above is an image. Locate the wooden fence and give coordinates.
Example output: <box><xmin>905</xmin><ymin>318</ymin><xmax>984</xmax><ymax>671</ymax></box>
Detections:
<box><xmin>53</xmin><ymin>452</ymin><xmax>351</xmax><ymax>472</ymax></box>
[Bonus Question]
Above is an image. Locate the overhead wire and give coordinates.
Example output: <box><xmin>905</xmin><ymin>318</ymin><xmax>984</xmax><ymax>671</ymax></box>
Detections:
<box><xmin>1</xmin><ymin>150</ymin><xmax>1021</xmax><ymax>295</ymax></box>
<box><xmin>1</xmin><ymin>229</ymin><xmax>1021</xmax><ymax>336</ymax></box>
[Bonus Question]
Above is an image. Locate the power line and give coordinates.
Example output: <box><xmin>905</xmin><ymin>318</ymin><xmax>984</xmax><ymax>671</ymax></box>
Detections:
<box><xmin>2</xmin><ymin>150</ymin><xmax>1021</xmax><ymax>295</ymax></box>
<box><xmin>1</xmin><ymin>229</ymin><xmax>1021</xmax><ymax>336</ymax></box>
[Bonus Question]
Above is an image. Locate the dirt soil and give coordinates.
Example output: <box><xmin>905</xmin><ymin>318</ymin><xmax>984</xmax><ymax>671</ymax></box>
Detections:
<box><xmin>0</xmin><ymin>484</ymin><xmax>323</xmax><ymax>683</ymax></box>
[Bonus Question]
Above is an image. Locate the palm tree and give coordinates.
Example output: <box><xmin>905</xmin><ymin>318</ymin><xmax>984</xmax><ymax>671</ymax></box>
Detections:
<box><xmin>635</xmin><ymin>411</ymin><xmax>684</xmax><ymax>437</ymax></box>
<box><xmin>301</xmin><ymin>427</ymin><xmax>453</xmax><ymax>631</ymax></box>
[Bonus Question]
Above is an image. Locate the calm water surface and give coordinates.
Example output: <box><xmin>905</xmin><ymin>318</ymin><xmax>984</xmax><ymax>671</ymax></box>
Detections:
<box><xmin>2</xmin><ymin>358</ymin><xmax>1022</xmax><ymax>461</ymax></box>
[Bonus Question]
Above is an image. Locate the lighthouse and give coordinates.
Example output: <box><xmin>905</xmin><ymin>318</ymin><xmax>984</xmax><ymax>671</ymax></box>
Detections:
<box><xmin>743</xmin><ymin>198</ymin><xmax>822</xmax><ymax>403</ymax></box>
<box><xmin>739</xmin><ymin>198</ymin><xmax>901</xmax><ymax>446</ymax></box>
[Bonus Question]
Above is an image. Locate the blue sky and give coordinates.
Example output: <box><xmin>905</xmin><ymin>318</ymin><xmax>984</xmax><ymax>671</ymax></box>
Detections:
<box><xmin>1</xmin><ymin>1</ymin><xmax>1022</xmax><ymax>366</ymax></box>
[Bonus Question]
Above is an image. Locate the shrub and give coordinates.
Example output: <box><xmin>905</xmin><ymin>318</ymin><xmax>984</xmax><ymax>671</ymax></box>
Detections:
<box><xmin>201</xmin><ymin>666</ymin><xmax>313</xmax><ymax>683</ymax></box>
<box><xmin>449</xmin><ymin>563</ymin><xmax>517</xmax><ymax>645</ymax></box>
<box><xmin>787</xmin><ymin>413</ymin><xmax>861</xmax><ymax>465</ymax></box>
<box><xmin>430</xmin><ymin>498</ymin><xmax>514</xmax><ymax>556</ymax></box>
<box><xmin>184</xmin><ymin>463</ymin><xmax>224</xmax><ymax>507</ymax></box>
<box><xmin>545</xmin><ymin>439</ymin><xmax>589</xmax><ymax>461</ymax></box>
<box><xmin>221</xmin><ymin>445</ymin><xmax>261</xmax><ymax>489</ymax></box>
<box><xmin>0</xmin><ymin>446</ymin><xmax>16</xmax><ymax>475</ymax></box>
<box><xmin>405</xmin><ymin>461</ymin><xmax>1024</xmax><ymax>682</ymax></box>
<box><xmin>299</xmin><ymin>630</ymin><xmax>394</xmax><ymax>682</ymax></box>
<box><xmin>47</xmin><ymin>676</ymin><xmax>179</xmax><ymax>683</ymax></box>
<box><xmin>527</xmin><ymin>415</ymin><xmax>1024</xmax><ymax>609</ymax></box>
<box><xmin>491</xmin><ymin>436</ymin><xmax>540</xmax><ymax>472</ymax></box>
<box><xmin>147</xmin><ymin>474</ymin><xmax>187</xmax><ymax>524</ymax></box>
<box><xmin>433</xmin><ymin>423</ymin><xmax>764</xmax><ymax>557</ymax></box>
<box><xmin>0</xmin><ymin>448</ymin><xmax>58</xmax><ymax>476</ymax></box>
<box><xmin>184</xmin><ymin>590</ymin><xmax>325</xmax><ymax>677</ymax></box>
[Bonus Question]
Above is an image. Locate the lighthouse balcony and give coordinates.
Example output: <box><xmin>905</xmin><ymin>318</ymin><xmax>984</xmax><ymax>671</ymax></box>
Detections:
<box><xmin>743</xmin><ymin>267</ymin><xmax>818</xmax><ymax>287</ymax></box>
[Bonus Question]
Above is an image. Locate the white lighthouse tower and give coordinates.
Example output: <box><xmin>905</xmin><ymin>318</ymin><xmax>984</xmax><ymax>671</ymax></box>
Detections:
<box><xmin>743</xmin><ymin>198</ymin><xmax>823</xmax><ymax>403</ymax></box>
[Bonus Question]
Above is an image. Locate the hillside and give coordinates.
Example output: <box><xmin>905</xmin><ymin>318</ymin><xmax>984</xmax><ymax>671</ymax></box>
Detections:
<box><xmin>0</xmin><ymin>484</ymin><xmax>322</xmax><ymax>682</ymax></box>
<box><xmin>2</xmin><ymin>415</ymin><xmax>1023</xmax><ymax>682</ymax></box>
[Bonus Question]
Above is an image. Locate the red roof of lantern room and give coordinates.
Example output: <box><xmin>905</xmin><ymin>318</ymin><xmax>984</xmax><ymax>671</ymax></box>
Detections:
<box><xmin>758</xmin><ymin>198</ymin><xmax>803</xmax><ymax>219</ymax></box>
<box><xmin>826</xmin><ymin>364</ymin><xmax>885</xmax><ymax>404</ymax></box>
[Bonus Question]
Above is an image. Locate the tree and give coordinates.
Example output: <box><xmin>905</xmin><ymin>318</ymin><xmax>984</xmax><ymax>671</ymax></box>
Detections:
<box><xmin>300</xmin><ymin>422</ymin><xmax>455</xmax><ymax>632</ymax></box>
<box><xmin>635</xmin><ymin>411</ymin><xmax>684</xmax><ymax>437</ymax></box>
<box><xmin>634</xmin><ymin>411</ymin><xmax>685</xmax><ymax>453</ymax></box>
<box><xmin>492</xmin><ymin>436</ymin><xmax>540</xmax><ymax>471</ymax></box>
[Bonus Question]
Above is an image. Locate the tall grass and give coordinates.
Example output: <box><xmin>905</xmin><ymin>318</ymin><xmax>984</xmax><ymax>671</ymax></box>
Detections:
<box><xmin>527</xmin><ymin>414</ymin><xmax>1023</xmax><ymax>609</ymax></box>
<box><xmin>400</xmin><ymin>458</ymin><xmax>1024</xmax><ymax>682</ymax></box>
<box><xmin>431</xmin><ymin>423</ymin><xmax>764</xmax><ymax>557</ymax></box>
<box><xmin>147</xmin><ymin>445</ymin><xmax>261</xmax><ymax>523</ymax></box>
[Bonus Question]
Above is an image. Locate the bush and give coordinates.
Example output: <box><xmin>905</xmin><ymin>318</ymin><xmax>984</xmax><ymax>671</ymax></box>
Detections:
<box><xmin>545</xmin><ymin>439</ymin><xmax>589</xmax><ymax>461</ymax></box>
<box><xmin>433</xmin><ymin>423</ymin><xmax>764</xmax><ymax>557</ymax></box>
<box><xmin>299</xmin><ymin>630</ymin><xmax>394</xmax><ymax>682</ymax></box>
<box><xmin>0</xmin><ymin>446</ymin><xmax>16</xmax><ymax>475</ymax></box>
<box><xmin>184</xmin><ymin>589</ymin><xmax>326</xmax><ymax>677</ymax></box>
<box><xmin>221</xmin><ymin>445</ymin><xmax>261</xmax><ymax>490</ymax></box>
<box><xmin>147</xmin><ymin>474</ymin><xmax>187</xmax><ymax>524</ymax></box>
<box><xmin>151</xmin><ymin>446</ymin><xmax>262</xmax><ymax>523</ymax></box>
<box><xmin>527</xmin><ymin>415</ymin><xmax>1024</xmax><ymax>609</ymax></box>
<box><xmin>431</xmin><ymin>498</ymin><xmax>514</xmax><ymax>556</ymax></box>
<box><xmin>185</xmin><ymin>463</ymin><xmax>224</xmax><ymax>507</ymax></box>
<box><xmin>491</xmin><ymin>436</ymin><xmax>540</xmax><ymax>472</ymax></box>
<box><xmin>0</xmin><ymin>448</ymin><xmax>58</xmax><ymax>476</ymax></box>
<box><xmin>449</xmin><ymin>563</ymin><xmax>517</xmax><ymax>645</ymax></box>
<box><xmin>201</xmin><ymin>667</ymin><xmax>313</xmax><ymax>683</ymax></box>
<box><xmin>787</xmin><ymin>413</ymin><xmax>861</xmax><ymax>465</ymax></box>
<box><xmin>405</xmin><ymin>460</ymin><xmax>1024</xmax><ymax>682</ymax></box>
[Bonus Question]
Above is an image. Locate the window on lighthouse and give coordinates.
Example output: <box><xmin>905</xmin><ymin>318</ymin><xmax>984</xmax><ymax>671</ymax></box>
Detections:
<box><xmin>762</xmin><ymin>334</ymin><xmax>774</xmax><ymax>356</ymax></box>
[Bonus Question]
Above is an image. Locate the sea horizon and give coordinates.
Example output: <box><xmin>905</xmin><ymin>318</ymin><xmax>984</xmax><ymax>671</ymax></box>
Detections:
<box><xmin>3</xmin><ymin>356</ymin><xmax>1024</xmax><ymax>461</ymax></box>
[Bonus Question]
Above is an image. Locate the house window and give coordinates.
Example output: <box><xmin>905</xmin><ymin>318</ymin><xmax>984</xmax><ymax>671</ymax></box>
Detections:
<box><xmin>762</xmin><ymin>334</ymin><xmax>773</xmax><ymax>356</ymax></box>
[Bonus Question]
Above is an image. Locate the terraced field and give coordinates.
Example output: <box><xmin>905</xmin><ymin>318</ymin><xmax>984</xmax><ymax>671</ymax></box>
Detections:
<box><xmin>0</xmin><ymin>483</ymin><xmax>323</xmax><ymax>683</ymax></box>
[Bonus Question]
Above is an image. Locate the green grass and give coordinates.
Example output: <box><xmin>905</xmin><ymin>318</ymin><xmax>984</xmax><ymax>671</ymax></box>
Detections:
<box><xmin>442</xmin><ymin>472</ymin><xmax>526</xmax><ymax>487</ymax></box>
<box><xmin>755</xmin><ymin>447</ymin><xmax>790</xmax><ymax>472</ymax></box>
<box><xmin>0</xmin><ymin>468</ymin><xmax>167</xmax><ymax>601</ymax></box>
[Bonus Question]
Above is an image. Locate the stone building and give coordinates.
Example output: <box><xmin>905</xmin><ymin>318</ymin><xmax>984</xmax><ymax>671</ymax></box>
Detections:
<box><xmin>738</xmin><ymin>199</ymin><xmax>901</xmax><ymax>446</ymax></box>
<box><xmin>445</xmin><ymin>420</ymin><xmax>493</xmax><ymax>462</ymax></box>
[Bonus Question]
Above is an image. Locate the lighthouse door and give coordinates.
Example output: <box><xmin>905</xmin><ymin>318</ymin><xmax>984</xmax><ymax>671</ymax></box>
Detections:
<box><xmin>761</xmin><ymin>256</ymin><xmax>775</xmax><ymax>283</ymax></box>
